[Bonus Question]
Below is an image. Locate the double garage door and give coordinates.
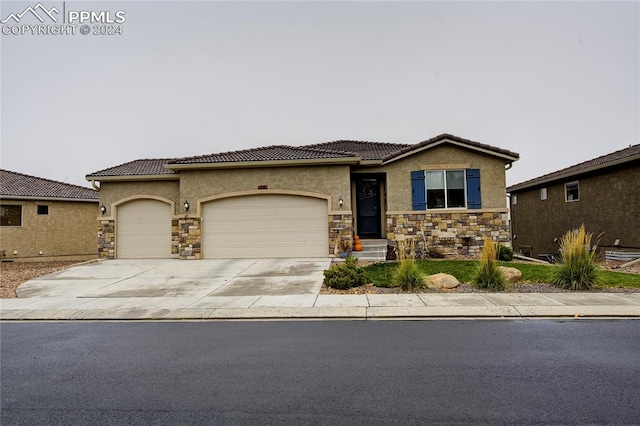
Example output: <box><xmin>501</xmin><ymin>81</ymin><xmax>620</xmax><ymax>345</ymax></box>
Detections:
<box><xmin>202</xmin><ymin>194</ymin><xmax>328</xmax><ymax>258</ymax></box>
<box><xmin>116</xmin><ymin>195</ymin><xmax>328</xmax><ymax>259</ymax></box>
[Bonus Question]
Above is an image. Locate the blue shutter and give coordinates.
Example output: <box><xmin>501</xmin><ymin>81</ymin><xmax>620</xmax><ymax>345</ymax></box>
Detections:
<box><xmin>411</xmin><ymin>170</ymin><xmax>426</xmax><ymax>210</ymax></box>
<box><xmin>466</xmin><ymin>168</ymin><xmax>481</xmax><ymax>209</ymax></box>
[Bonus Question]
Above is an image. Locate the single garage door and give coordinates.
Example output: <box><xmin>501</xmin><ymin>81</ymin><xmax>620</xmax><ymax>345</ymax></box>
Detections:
<box><xmin>116</xmin><ymin>199</ymin><xmax>172</xmax><ymax>258</ymax></box>
<box><xmin>202</xmin><ymin>194</ymin><xmax>328</xmax><ymax>258</ymax></box>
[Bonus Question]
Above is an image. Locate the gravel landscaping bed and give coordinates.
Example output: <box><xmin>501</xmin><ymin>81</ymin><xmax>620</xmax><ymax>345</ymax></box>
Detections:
<box><xmin>0</xmin><ymin>261</ymin><xmax>82</xmax><ymax>299</ymax></box>
<box><xmin>321</xmin><ymin>258</ymin><xmax>640</xmax><ymax>295</ymax></box>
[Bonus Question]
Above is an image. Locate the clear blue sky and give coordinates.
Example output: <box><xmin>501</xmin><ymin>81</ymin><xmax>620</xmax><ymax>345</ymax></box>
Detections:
<box><xmin>1</xmin><ymin>1</ymin><xmax>638</xmax><ymax>187</ymax></box>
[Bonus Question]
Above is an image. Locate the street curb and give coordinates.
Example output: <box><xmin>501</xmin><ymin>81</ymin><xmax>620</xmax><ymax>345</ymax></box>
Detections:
<box><xmin>2</xmin><ymin>306</ymin><xmax>640</xmax><ymax>321</ymax></box>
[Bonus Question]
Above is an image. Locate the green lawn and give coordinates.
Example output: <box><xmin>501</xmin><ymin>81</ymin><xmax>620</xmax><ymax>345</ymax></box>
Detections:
<box><xmin>363</xmin><ymin>260</ymin><xmax>640</xmax><ymax>289</ymax></box>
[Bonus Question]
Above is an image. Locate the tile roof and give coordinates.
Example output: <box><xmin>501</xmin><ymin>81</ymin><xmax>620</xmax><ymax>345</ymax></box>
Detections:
<box><xmin>303</xmin><ymin>140</ymin><xmax>411</xmax><ymax>161</ymax></box>
<box><xmin>1</xmin><ymin>169</ymin><xmax>98</xmax><ymax>200</ymax></box>
<box><xmin>384</xmin><ymin>133</ymin><xmax>520</xmax><ymax>162</ymax></box>
<box><xmin>85</xmin><ymin>133</ymin><xmax>519</xmax><ymax>177</ymax></box>
<box><xmin>86</xmin><ymin>159</ymin><xmax>177</xmax><ymax>178</ymax></box>
<box><xmin>508</xmin><ymin>143</ymin><xmax>640</xmax><ymax>192</ymax></box>
<box><xmin>168</xmin><ymin>145</ymin><xmax>359</xmax><ymax>165</ymax></box>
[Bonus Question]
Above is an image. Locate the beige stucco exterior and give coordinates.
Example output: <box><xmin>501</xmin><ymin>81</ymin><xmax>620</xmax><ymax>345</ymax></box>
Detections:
<box><xmin>99</xmin><ymin>180</ymin><xmax>180</xmax><ymax>217</ymax></box>
<box><xmin>0</xmin><ymin>200</ymin><xmax>98</xmax><ymax>261</ymax></box>
<box><xmin>361</xmin><ymin>144</ymin><xmax>508</xmax><ymax>211</ymax></box>
<box><xmin>179</xmin><ymin>165</ymin><xmax>352</xmax><ymax>213</ymax></box>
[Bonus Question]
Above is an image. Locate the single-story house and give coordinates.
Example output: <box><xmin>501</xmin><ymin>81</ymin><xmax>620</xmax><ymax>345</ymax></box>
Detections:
<box><xmin>86</xmin><ymin>133</ymin><xmax>519</xmax><ymax>260</ymax></box>
<box><xmin>507</xmin><ymin>144</ymin><xmax>640</xmax><ymax>259</ymax></box>
<box><xmin>0</xmin><ymin>169</ymin><xmax>99</xmax><ymax>261</ymax></box>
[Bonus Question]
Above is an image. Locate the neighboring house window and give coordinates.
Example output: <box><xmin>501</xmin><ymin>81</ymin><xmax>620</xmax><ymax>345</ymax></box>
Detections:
<box><xmin>37</xmin><ymin>205</ymin><xmax>49</xmax><ymax>215</ymax></box>
<box><xmin>411</xmin><ymin>169</ymin><xmax>481</xmax><ymax>210</ymax></box>
<box><xmin>512</xmin><ymin>194</ymin><xmax>517</xmax><ymax>205</ymax></box>
<box><xmin>540</xmin><ymin>188</ymin><xmax>547</xmax><ymax>200</ymax></box>
<box><xmin>0</xmin><ymin>205</ymin><xmax>22</xmax><ymax>226</ymax></box>
<box><xmin>565</xmin><ymin>181</ymin><xmax>579</xmax><ymax>202</ymax></box>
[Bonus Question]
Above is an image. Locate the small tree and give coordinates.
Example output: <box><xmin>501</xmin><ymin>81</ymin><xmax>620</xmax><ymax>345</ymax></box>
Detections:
<box><xmin>473</xmin><ymin>238</ymin><xmax>507</xmax><ymax>291</ymax></box>
<box><xmin>552</xmin><ymin>225</ymin><xmax>599</xmax><ymax>290</ymax></box>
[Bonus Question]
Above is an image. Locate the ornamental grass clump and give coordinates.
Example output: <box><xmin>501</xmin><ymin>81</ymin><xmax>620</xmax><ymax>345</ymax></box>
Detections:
<box><xmin>391</xmin><ymin>239</ymin><xmax>424</xmax><ymax>291</ymax></box>
<box><xmin>473</xmin><ymin>238</ymin><xmax>507</xmax><ymax>291</ymax></box>
<box><xmin>552</xmin><ymin>225</ymin><xmax>599</xmax><ymax>290</ymax></box>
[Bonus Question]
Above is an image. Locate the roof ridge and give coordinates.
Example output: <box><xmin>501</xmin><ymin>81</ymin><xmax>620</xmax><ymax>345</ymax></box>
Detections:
<box><xmin>0</xmin><ymin>168</ymin><xmax>96</xmax><ymax>192</ymax></box>
<box><xmin>168</xmin><ymin>145</ymin><xmax>295</xmax><ymax>163</ymax></box>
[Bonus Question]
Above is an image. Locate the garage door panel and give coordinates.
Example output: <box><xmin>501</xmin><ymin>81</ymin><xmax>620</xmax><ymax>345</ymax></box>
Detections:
<box><xmin>117</xmin><ymin>199</ymin><xmax>172</xmax><ymax>259</ymax></box>
<box><xmin>203</xmin><ymin>195</ymin><xmax>328</xmax><ymax>259</ymax></box>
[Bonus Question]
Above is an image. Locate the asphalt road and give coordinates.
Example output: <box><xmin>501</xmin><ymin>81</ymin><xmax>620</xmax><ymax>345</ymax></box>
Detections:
<box><xmin>1</xmin><ymin>320</ymin><xmax>639</xmax><ymax>425</ymax></box>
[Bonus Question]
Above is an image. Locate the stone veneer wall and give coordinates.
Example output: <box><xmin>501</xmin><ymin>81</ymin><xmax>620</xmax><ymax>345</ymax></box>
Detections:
<box><xmin>329</xmin><ymin>214</ymin><xmax>353</xmax><ymax>257</ymax></box>
<box><xmin>98</xmin><ymin>219</ymin><xmax>115</xmax><ymax>259</ymax></box>
<box><xmin>176</xmin><ymin>218</ymin><xmax>201</xmax><ymax>260</ymax></box>
<box><xmin>386</xmin><ymin>211</ymin><xmax>510</xmax><ymax>256</ymax></box>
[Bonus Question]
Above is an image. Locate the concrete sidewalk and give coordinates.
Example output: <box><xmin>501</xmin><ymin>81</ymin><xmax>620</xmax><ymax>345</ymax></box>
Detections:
<box><xmin>2</xmin><ymin>292</ymin><xmax>639</xmax><ymax>320</ymax></box>
<box><xmin>1</xmin><ymin>259</ymin><xmax>639</xmax><ymax>320</ymax></box>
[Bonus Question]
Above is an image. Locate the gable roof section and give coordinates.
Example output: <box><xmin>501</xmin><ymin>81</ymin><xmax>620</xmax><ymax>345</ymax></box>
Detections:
<box><xmin>166</xmin><ymin>145</ymin><xmax>360</xmax><ymax>169</ymax></box>
<box><xmin>1</xmin><ymin>169</ymin><xmax>98</xmax><ymax>201</ymax></box>
<box><xmin>507</xmin><ymin>144</ymin><xmax>640</xmax><ymax>193</ymax></box>
<box><xmin>382</xmin><ymin>133</ymin><xmax>520</xmax><ymax>163</ymax></box>
<box><xmin>86</xmin><ymin>159</ymin><xmax>178</xmax><ymax>179</ymax></box>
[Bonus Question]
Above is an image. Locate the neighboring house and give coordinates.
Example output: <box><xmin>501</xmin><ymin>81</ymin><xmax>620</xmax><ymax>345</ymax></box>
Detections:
<box><xmin>0</xmin><ymin>169</ymin><xmax>99</xmax><ymax>261</ymax></box>
<box><xmin>86</xmin><ymin>133</ymin><xmax>519</xmax><ymax>260</ymax></box>
<box><xmin>507</xmin><ymin>144</ymin><xmax>640</xmax><ymax>259</ymax></box>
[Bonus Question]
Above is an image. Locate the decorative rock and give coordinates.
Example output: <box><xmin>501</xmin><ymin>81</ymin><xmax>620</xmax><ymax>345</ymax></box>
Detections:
<box><xmin>498</xmin><ymin>266</ymin><xmax>522</xmax><ymax>283</ymax></box>
<box><xmin>424</xmin><ymin>273</ymin><xmax>460</xmax><ymax>289</ymax></box>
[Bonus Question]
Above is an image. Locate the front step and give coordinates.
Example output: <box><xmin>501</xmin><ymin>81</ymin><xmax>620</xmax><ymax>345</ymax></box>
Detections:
<box><xmin>351</xmin><ymin>239</ymin><xmax>388</xmax><ymax>263</ymax></box>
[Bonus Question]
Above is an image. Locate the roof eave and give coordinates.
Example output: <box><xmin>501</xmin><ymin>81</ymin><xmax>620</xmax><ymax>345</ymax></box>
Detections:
<box><xmin>165</xmin><ymin>157</ymin><xmax>361</xmax><ymax>171</ymax></box>
<box><xmin>507</xmin><ymin>154</ymin><xmax>640</xmax><ymax>193</ymax></box>
<box><xmin>0</xmin><ymin>195</ymin><xmax>98</xmax><ymax>203</ymax></box>
<box><xmin>85</xmin><ymin>174</ymin><xmax>179</xmax><ymax>182</ymax></box>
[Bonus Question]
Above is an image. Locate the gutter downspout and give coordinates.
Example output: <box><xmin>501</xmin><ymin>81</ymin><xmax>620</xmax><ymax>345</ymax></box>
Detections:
<box><xmin>90</xmin><ymin>180</ymin><xmax>100</xmax><ymax>191</ymax></box>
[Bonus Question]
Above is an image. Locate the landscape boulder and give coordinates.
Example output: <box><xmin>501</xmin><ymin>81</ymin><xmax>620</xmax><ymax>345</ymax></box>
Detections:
<box><xmin>498</xmin><ymin>266</ymin><xmax>523</xmax><ymax>283</ymax></box>
<box><xmin>424</xmin><ymin>273</ymin><xmax>460</xmax><ymax>289</ymax></box>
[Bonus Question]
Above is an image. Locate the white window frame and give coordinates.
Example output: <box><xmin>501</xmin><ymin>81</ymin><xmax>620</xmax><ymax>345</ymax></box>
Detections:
<box><xmin>425</xmin><ymin>169</ymin><xmax>467</xmax><ymax>210</ymax></box>
<box><xmin>565</xmin><ymin>181</ymin><xmax>580</xmax><ymax>202</ymax></box>
<box><xmin>540</xmin><ymin>188</ymin><xmax>547</xmax><ymax>200</ymax></box>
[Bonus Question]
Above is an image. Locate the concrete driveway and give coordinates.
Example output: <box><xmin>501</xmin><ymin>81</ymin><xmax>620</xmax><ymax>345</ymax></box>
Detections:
<box><xmin>17</xmin><ymin>258</ymin><xmax>331</xmax><ymax>301</ymax></box>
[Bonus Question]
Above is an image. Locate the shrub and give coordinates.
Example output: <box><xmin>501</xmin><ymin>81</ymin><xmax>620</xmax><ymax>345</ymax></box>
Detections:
<box><xmin>392</xmin><ymin>259</ymin><xmax>424</xmax><ymax>291</ymax></box>
<box><xmin>497</xmin><ymin>244</ymin><xmax>514</xmax><ymax>261</ymax></box>
<box><xmin>391</xmin><ymin>239</ymin><xmax>424</xmax><ymax>290</ymax></box>
<box><xmin>323</xmin><ymin>258</ymin><xmax>368</xmax><ymax>289</ymax></box>
<box><xmin>473</xmin><ymin>238</ymin><xmax>507</xmax><ymax>291</ymax></box>
<box><xmin>552</xmin><ymin>225</ymin><xmax>599</xmax><ymax>290</ymax></box>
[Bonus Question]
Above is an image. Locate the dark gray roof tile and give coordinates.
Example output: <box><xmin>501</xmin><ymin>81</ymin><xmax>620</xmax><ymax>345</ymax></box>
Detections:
<box><xmin>86</xmin><ymin>159</ymin><xmax>177</xmax><ymax>178</ymax></box>
<box><xmin>1</xmin><ymin>169</ymin><xmax>98</xmax><ymax>200</ymax></box>
<box><xmin>168</xmin><ymin>145</ymin><xmax>359</xmax><ymax>165</ymax></box>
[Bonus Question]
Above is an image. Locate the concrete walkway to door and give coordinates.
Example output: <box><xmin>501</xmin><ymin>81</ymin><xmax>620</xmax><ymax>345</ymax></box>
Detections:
<box><xmin>1</xmin><ymin>259</ymin><xmax>640</xmax><ymax>320</ymax></box>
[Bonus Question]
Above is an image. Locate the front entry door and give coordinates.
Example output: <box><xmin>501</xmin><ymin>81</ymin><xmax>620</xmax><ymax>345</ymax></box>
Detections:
<box><xmin>356</xmin><ymin>178</ymin><xmax>381</xmax><ymax>238</ymax></box>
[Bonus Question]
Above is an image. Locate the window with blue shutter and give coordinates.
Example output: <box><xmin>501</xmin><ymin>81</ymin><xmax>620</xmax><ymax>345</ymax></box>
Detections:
<box><xmin>465</xmin><ymin>168</ymin><xmax>481</xmax><ymax>209</ymax></box>
<box><xmin>411</xmin><ymin>170</ymin><xmax>426</xmax><ymax>210</ymax></box>
<box><xmin>411</xmin><ymin>168</ymin><xmax>482</xmax><ymax>210</ymax></box>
